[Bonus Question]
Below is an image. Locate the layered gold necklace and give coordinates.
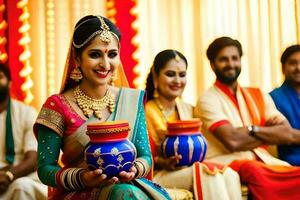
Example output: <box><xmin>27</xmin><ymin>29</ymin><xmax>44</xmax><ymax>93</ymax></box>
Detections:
<box><xmin>74</xmin><ymin>86</ymin><xmax>115</xmax><ymax>119</ymax></box>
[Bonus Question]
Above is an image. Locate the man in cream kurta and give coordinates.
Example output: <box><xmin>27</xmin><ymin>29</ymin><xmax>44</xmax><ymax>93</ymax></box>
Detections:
<box><xmin>0</xmin><ymin>64</ymin><xmax>47</xmax><ymax>200</ymax></box>
<box><xmin>195</xmin><ymin>83</ymin><xmax>287</xmax><ymax>165</ymax></box>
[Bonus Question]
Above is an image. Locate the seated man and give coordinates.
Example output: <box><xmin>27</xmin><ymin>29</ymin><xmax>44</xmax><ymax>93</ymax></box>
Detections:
<box><xmin>195</xmin><ymin>37</ymin><xmax>300</xmax><ymax>200</ymax></box>
<box><xmin>0</xmin><ymin>64</ymin><xmax>47</xmax><ymax>200</ymax></box>
<box><xmin>270</xmin><ymin>44</ymin><xmax>300</xmax><ymax>166</ymax></box>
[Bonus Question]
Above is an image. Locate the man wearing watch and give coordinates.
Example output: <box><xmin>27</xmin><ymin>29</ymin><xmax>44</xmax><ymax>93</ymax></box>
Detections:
<box><xmin>0</xmin><ymin>64</ymin><xmax>46</xmax><ymax>200</ymax></box>
<box><xmin>195</xmin><ymin>37</ymin><xmax>300</xmax><ymax>200</ymax></box>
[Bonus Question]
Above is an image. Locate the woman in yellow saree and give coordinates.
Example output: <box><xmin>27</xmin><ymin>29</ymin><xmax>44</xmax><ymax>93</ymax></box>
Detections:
<box><xmin>145</xmin><ymin>49</ymin><xmax>242</xmax><ymax>200</ymax></box>
<box><xmin>33</xmin><ymin>15</ymin><xmax>171</xmax><ymax>200</ymax></box>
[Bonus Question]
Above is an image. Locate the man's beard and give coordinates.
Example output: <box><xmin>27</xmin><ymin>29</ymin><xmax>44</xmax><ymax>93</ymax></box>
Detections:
<box><xmin>215</xmin><ymin>66</ymin><xmax>241</xmax><ymax>85</ymax></box>
<box><xmin>0</xmin><ymin>84</ymin><xmax>9</xmax><ymax>102</ymax></box>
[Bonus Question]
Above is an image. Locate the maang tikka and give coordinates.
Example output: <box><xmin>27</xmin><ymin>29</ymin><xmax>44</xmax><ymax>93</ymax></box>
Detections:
<box><xmin>174</xmin><ymin>51</ymin><xmax>180</xmax><ymax>62</ymax></box>
<box><xmin>97</xmin><ymin>16</ymin><xmax>112</xmax><ymax>43</ymax></box>
<box><xmin>72</xmin><ymin>16</ymin><xmax>115</xmax><ymax>49</ymax></box>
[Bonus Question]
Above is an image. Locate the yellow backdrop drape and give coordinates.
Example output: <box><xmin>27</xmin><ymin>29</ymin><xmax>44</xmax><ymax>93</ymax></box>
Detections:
<box><xmin>28</xmin><ymin>0</ymin><xmax>300</xmax><ymax>109</ymax></box>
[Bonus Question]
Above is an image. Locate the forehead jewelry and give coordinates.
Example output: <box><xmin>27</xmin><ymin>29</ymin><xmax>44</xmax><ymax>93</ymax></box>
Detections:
<box><xmin>97</xmin><ymin>16</ymin><xmax>112</xmax><ymax>43</ymax></box>
<box><xmin>174</xmin><ymin>53</ymin><xmax>180</xmax><ymax>62</ymax></box>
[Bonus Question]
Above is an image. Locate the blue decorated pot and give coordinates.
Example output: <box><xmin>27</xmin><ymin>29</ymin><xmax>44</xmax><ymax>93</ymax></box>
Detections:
<box><xmin>162</xmin><ymin>119</ymin><xmax>207</xmax><ymax>167</ymax></box>
<box><xmin>85</xmin><ymin>120</ymin><xmax>136</xmax><ymax>178</ymax></box>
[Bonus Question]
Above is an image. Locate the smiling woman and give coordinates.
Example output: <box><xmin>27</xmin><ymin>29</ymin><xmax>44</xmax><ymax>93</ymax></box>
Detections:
<box><xmin>33</xmin><ymin>15</ymin><xmax>171</xmax><ymax>200</ymax></box>
<box><xmin>145</xmin><ymin>49</ymin><xmax>243</xmax><ymax>200</ymax></box>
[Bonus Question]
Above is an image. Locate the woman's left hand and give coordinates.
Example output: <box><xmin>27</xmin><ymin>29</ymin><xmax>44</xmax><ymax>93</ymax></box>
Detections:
<box><xmin>118</xmin><ymin>166</ymin><xmax>137</xmax><ymax>182</ymax></box>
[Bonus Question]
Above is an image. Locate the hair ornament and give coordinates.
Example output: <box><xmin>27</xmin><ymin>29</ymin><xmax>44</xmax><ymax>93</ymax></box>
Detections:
<box><xmin>97</xmin><ymin>16</ymin><xmax>112</xmax><ymax>43</ymax></box>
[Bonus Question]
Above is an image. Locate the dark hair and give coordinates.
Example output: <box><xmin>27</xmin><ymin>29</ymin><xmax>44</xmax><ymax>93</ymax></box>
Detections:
<box><xmin>281</xmin><ymin>44</ymin><xmax>300</xmax><ymax>67</ymax></box>
<box><xmin>73</xmin><ymin>15</ymin><xmax>121</xmax><ymax>56</ymax></box>
<box><xmin>206</xmin><ymin>36</ymin><xmax>243</xmax><ymax>62</ymax></box>
<box><xmin>0</xmin><ymin>63</ymin><xmax>11</xmax><ymax>81</ymax></box>
<box><xmin>145</xmin><ymin>49</ymin><xmax>188</xmax><ymax>101</ymax></box>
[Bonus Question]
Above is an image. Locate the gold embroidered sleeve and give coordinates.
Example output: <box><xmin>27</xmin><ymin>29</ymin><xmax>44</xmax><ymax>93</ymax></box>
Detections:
<box><xmin>36</xmin><ymin>107</ymin><xmax>65</xmax><ymax>137</ymax></box>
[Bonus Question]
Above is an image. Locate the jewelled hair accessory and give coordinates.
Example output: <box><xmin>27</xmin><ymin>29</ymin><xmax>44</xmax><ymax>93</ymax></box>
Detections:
<box><xmin>97</xmin><ymin>16</ymin><xmax>111</xmax><ymax>43</ymax></box>
<box><xmin>73</xmin><ymin>16</ymin><xmax>119</xmax><ymax>49</ymax></box>
<box><xmin>174</xmin><ymin>51</ymin><xmax>180</xmax><ymax>62</ymax></box>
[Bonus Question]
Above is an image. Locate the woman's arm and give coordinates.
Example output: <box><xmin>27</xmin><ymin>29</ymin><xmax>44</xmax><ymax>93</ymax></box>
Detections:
<box><xmin>37</xmin><ymin>126</ymin><xmax>62</xmax><ymax>187</ymax></box>
<box><xmin>37</xmin><ymin>126</ymin><xmax>118</xmax><ymax>189</ymax></box>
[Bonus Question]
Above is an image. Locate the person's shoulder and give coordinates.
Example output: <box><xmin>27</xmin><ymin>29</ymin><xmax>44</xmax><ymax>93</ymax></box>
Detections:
<box><xmin>145</xmin><ymin>99</ymin><xmax>156</xmax><ymax>109</ymax></box>
<box><xmin>198</xmin><ymin>86</ymin><xmax>218</xmax><ymax>100</ymax></box>
<box><xmin>39</xmin><ymin>93</ymin><xmax>66</xmax><ymax>112</ymax></box>
<box><xmin>269</xmin><ymin>86</ymin><xmax>281</xmax><ymax>96</ymax></box>
<box><xmin>176</xmin><ymin>98</ymin><xmax>193</xmax><ymax>108</ymax></box>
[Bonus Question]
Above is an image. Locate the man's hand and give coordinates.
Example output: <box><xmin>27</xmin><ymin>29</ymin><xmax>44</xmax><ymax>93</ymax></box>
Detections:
<box><xmin>0</xmin><ymin>171</ymin><xmax>10</xmax><ymax>194</ymax></box>
<box><xmin>265</xmin><ymin>116</ymin><xmax>285</xmax><ymax>126</ymax></box>
<box><xmin>158</xmin><ymin>153</ymin><xmax>182</xmax><ymax>171</ymax></box>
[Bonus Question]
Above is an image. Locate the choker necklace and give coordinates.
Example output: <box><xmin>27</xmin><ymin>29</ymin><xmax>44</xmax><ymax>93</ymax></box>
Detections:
<box><xmin>74</xmin><ymin>86</ymin><xmax>115</xmax><ymax>119</ymax></box>
<box><xmin>154</xmin><ymin>99</ymin><xmax>175</xmax><ymax>120</ymax></box>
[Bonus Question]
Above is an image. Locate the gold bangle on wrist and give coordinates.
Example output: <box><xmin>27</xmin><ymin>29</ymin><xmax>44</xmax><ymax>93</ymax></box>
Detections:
<box><xmin>5</xmin><ymin>171</ymin><xmax>14</xmax><ymax>182</ymax></box>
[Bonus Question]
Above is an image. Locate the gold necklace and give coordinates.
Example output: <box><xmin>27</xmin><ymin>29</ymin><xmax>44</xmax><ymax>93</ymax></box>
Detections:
<box><xmin>74</xmin><ymin>86</ymin><xmax>115</xmax><ymax>119</ymax></box>
<box><xmin>154</xmin><ymin>99</ymin><xmax>175</xmax><ymax>120</ymax></box>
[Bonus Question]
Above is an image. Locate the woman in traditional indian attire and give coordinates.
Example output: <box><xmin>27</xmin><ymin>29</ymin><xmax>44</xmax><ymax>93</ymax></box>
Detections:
<box><xmin>33</xmin><ymin>15</ymin><xmax>171</xmax><ymax>200</ymax></box>
<box><xmin>145</xmin><ymin>49</ymin><xmax>242</xmax><ymax>200</ymax></box>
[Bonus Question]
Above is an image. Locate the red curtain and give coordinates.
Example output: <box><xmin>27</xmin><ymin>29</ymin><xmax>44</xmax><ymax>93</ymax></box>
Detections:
<box><xmin>5</xmin><ymin>0</ymin><xmax>25</xmax><ymax>100</ymax></box>
<box><xmin>107</xmin><ymin>0</ymin><xmax>138</xmax><ymax>88</ymax></box>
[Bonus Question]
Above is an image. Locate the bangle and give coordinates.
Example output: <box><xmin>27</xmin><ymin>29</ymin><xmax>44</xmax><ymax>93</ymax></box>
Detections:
<box><xmin>133</xmin><ymin>162</ymin><xmax>140</xmax><ymax>178</ymax></box>
<box><xmin>5</xmin><ymin>171</ymin><xmax>14</xmax><ymax>182</ymax></box>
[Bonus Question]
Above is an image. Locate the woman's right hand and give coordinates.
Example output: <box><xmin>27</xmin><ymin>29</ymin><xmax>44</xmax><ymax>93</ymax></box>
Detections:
<box><xmin>156</xmin><ymin>153</ymin><xmax>182</xmax><ymax>170</ymax></box>
<box><xmin>81</xmin><ymin>169</ymin><xmax>119</xmax><ymax>188</ymax></box>
<box><xmin>165</xmin><ymin>154</ymin><xmax>182</xmax><ymax>170</ymax></box>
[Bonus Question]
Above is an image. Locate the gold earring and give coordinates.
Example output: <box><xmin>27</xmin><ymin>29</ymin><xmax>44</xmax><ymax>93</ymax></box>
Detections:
<box><xmin>70</xmin><ymin>67</ymin><xmax>83</xmax><ymax>82</ymax></box>
<box><xmin>111</xmin><ymin>72</ymin><xmax>117</xmax><ymax>86</ymax></box>
<box><xmin>153</xmin><ymin>88</ymin><xmax>159</xmax><ymax>98</ymax></box>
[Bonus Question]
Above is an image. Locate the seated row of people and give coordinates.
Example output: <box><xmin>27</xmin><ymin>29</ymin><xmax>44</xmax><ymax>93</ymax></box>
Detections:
<box><xmin>145</xmin><ymin>38</ymin><xmax>300</xmax><ymax>200</ymax></box>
